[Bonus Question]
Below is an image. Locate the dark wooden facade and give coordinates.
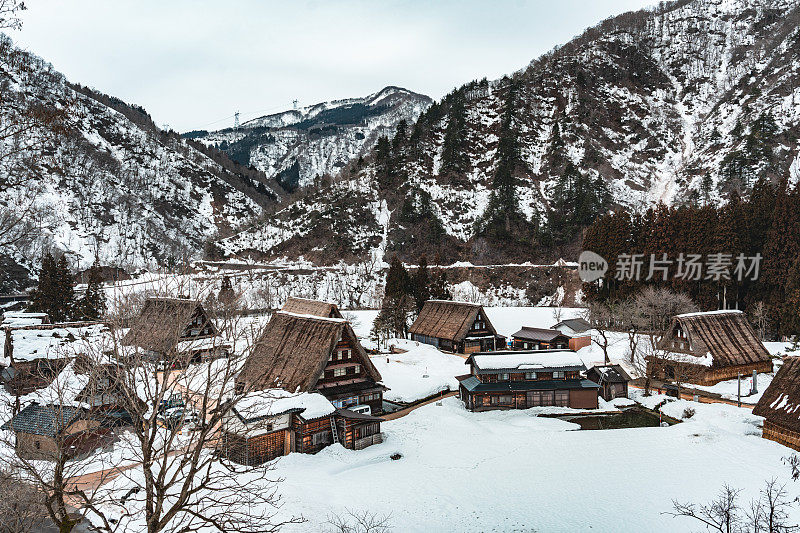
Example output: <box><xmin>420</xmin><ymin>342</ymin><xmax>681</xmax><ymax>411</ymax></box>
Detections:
<box><xmin>753</xmin><ymin>356</ymin><xmax>800</xmax><ymax>451</ymax></box>
<box><xmin>653</xmin><ymin>310</ymin><xmax>773</xmax><ymax>386</ymax></box>
<box><xmin>457</xmin><ymin>350</ymin><xmax>599</xmax><ymax>411</ymax></box>
<box><xmin>586</xmin><ymin>365</ymin><xmax>630</xmax><ymax>401</ymax></box>
<box><xmin>409</xmin><ymin>301</ymin><xmax>505</xmax><ymax>354</ymax></box>
<box><xmin>510</xmin><ymin>327</ymin><xmax>571</xmax><ymax>351</ymax></box>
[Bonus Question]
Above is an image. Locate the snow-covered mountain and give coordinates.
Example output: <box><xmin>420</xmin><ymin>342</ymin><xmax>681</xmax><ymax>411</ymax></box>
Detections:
<box><xmin>185</xmin><ymin>87</ymin><xmax>432</xmax><ymax>190</ymax></box>
<box><xmin>221</xmin><ymin>0</ymin><xmax>800</xmax><ymax>264</ymax></box>
<box><xmin>0</xmin><ymin>35</ymin><xmax>279</xmax><ymax>290</ymax></box>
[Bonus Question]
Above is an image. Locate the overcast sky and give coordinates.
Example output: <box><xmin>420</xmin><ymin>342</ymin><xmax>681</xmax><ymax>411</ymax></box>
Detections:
<box><xmin>13</xmin><ymin>0</ymin><xmax>655</xmax><ymax>132</ymax></box>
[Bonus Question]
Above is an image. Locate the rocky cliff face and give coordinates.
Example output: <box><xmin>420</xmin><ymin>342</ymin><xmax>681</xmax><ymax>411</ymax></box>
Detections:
<box><xmin>186</xmin><ymin>87</ymin><xmax>432</xmax><ymax>191</ymax></box>
<box><xmin>0</xmin><ymin>35</ymin><xmax>277</xmax><ymax>289</ymax></box>
<box><xmin>221</xmin><ymin>0</ymin><xmax>800</xmax><ymax>264</ymax></box>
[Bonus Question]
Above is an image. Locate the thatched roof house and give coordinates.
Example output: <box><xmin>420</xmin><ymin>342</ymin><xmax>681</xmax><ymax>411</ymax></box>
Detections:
<box><xmin>653</xmin><ymin>310</ymin><xmax>773</xmax><ymax>385</ymax></box>
<box><xmin>281</xmin><ymin>297</ymin><xmax>343</xmax><ymax>319</ymax></box>
<box><xmin>409</xmin><ymin>300</ymin><xmax>505</xmax><ymax>353</ymax></box>
<box><xmin>237</xmin><ymin>311</ymin><xmax>386</xmax><ymax>414</ymax></box>
<box><xmin>753</xmin><ymin>357</ymin><xmax>800</xmax><ymax>451</ymax></box>
<box><xmin>121</xmin><ymin>298</ymin><xmax>227</xmax><ymax>362</ymax></box>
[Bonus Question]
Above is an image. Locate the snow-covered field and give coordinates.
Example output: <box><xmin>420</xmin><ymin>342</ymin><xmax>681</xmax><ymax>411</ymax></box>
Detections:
<box><xmin>370</xmin><ymin>339</ymin><xmax>466</xmax><ymax>403</ymax></box>
<box><xmin>269</xmin><ymin>395</ymin><xmax>797</xmax><ymax>532</ymax></box>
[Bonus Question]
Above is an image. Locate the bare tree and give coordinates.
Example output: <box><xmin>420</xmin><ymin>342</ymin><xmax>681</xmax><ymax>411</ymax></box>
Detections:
<box><xmin>667</xmin><ymin>485</ymin><xmax>742</xmax><ymax>533</ymax></box>
<box><xmin>0</xmin><ymin>0</ymin><xmax>25</xmax><ymax>31</ymax></box>
<box><xmin>327</xmin><ymin>509</ymin><xmax>393</xmax><ymax>533</ymax></box>
<box><xmin>0</xmin><ymin>469</ymin><xmax>49</xmax><ymax>532</ymax></box>
<box><xmin>586</xmin><ymin>301</ymin><xmax>614</xmax><ymax>365</ymax></box>
<box><xmin>667</xmin><ymin>480</ymin><xmax>799</xmax><ymax>533</ymax></box>
<box><xmin>750</xmin><ymin>301</ymin><xmax>770</xmax><ymax>342</ymax></box>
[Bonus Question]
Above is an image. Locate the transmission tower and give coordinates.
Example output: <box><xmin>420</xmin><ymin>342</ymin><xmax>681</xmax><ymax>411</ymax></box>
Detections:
<box><xmin>234</xmin><ymin>111</ymin><xmax>240</xmax><ymax>130</ymax></box>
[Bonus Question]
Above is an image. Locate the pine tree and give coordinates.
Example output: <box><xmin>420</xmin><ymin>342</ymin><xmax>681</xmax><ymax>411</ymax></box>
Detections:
<box><xmin>375</xmin><ymin>257</ymin><xmax>414</xmax><ymax>338</ymax></box>
<box><xmin>384</xmin><ymin>257</ymin><xmax>411</xmax><ymax>301</ymax></box>
<box><xmin>439</xmin><ymin>92</ymin><xmax>469</xmax><ymax>176</ymax></box>
<box><xmin>77</xmin><ymin>261</ymin><xmax>106</xmax><ymax>320</ymax></box>
<box><xmin>29</xmin><ymin>252</ymin><xmax>75</xmax><ymax>322</ymax></box>
<box><xmin>429</xmin><ymin>270</ymin><xmax>452</xmax><ymax>301</ymax></box>
<box><xmin>782</xmin><ymin>254</ymin><xmax>800</xmax><ymax>337</ymax></box>
<box><xmin>218</xmin><ymin>275</ymin><xmax>235</xmax><ymax>306</ymax></box>
<box><xmin>411</xmin><ymin>256</ymin><xmax>431</xmax><ymax>313</ymax></box>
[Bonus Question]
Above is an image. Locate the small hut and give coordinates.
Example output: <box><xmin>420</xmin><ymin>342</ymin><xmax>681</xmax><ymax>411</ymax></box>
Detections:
<box><xmin>586</xmin><ymin>364</ymin><xmax>631</xmax><ymax>401</ymax></box>
<box><xmin>408</xmin><ymin>300</ymin><xmax>505</xmax><ymax>353</ymax></box>
<box><xmin>652</xmin><ymin>310</ymin><xmax>772</xmax><ymax>385</ymax></box>
<box><xmin>753</xmin><ymin>357</ymin><xmax>800</xmax><ymax>451</ymax></box>
<box><xmin>1</xmin><ymin>403</ymin><xmax>109</xmax><ymax>460</ymax></box>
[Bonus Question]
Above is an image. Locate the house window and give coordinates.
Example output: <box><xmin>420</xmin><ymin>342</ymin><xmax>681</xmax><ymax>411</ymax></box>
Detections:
<box><xmin>498</xmin><ymin>373</ymin><xmax>509</xmax><ymax>381</ymax></box>
<box><xmin>354</xmin><ymin>365</ymin><xmax>360</xmax><ymax>374</ymax></box>
<box><xmin>333</xmin><ymin>368</ymin><xmax>346</xmax><ymax>377</ymax></box>
<box><xmin>34</xmin><ymin>440</ymin><xmax>41</xmax><ymax>450</ymax></box>
<box><xmin>555</xmin><ymin>390</ymin><xmax>569</xmax><ymax>407</ymax></box>
<box><xmin>553</xmin><ymin>371</ymin><xmax>565</xmax><ymax>379</ymax></box>
<box><xmin>312</xmin><ymin>431</ymin><xmax>331</xmax><ymax>445</ymax></box>
<box><xmin>266</xmin><ymin>423</ymin><xmax>274</xmax><ymax>432</ymax></box>
<box><xmin>525</xmin><ymin>372</ymin><xmax>537</xmax><ymax>380</ymax></box>
<box><xmin>523</xmin><ymin>342</ymin><xmax>529</xmax><ymax>349</ymax></box>
<box><xmin>340</xmin><ymin>349</ymin><xmax>350</xmax><ymax>359</ymax></box>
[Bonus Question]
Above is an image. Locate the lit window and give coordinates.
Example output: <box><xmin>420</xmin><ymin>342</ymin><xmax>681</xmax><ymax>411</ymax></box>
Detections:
<box><xmin>333</xmin><ymin>368</ymin><xmax>346</xmax><ymax>377</ymax></box>
<box><xmin>553</xmin><ymin>371</ymin><xmax>565</xmax><ymax>379</ymax></box>
<box><xmin>525</xmin><ymin>372</ymin><xmax>537</xmax><ymax>380</ymax></box>
<box><xmin>498</xmin><ymin>373</ymin><xmax>509</xmax><ymax>381</ymax></box>
<box><xmin>354</xmin><ymin>365</ymin><xmax>360</xmax><ymax>374</ymax></box>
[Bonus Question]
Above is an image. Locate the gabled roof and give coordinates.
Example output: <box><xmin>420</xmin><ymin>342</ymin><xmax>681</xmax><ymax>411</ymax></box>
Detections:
<box><xmin>587</xmin><ymin>364</ymin><xmax>631</xmax><ymax>383</ymax></box>
<box><xmin>409</xmin><ymin>300</ymin><xmax>497</xmax><ymax>341</ymax></box>
<box><xmin>281</xmin><ymin>297</ymin><xmax>343</xmax><ymax>319</ymax></box>
<box><xmin>122</xmin><ymin>297</ymin><xmax>215</xmax><ymax>353</ymax></box>
<box><xmin>3</xmin><ymin>322</ymin><xmax>111</xmax><ymax>365</ymax></box>
<box><xmin>753</xmin><ymin>357</ymin><xmax>800</xmax><ymax>432</ymax></box>
<box><xmin>237</xmin><ymin>312</ymin><xmax>382</xmax><ymax>393</ymax></box>
<box><xmin>663</xmin><ymin>310</ymin><xmax>771</xmax><ymax>368</ymax></box>
<box><xmin>511</xmin><ymin>327</ymin><xmax>568</xmax><ymax>342</ymax></box>
<box><xmin>552</xmin><ymin>318</ymin><xmax>592</xmax><ymax>334</ymax></box>
<box><xmin>233</xmin><ymin>389</ymin><xmax>335</xmax><ymax>422</ymax></box>
<box><xmin>466</xmin><ymin>350</ymin><xmax>586</xmax><ymax>373</ymax></box>
<box><xmin>1</xmin><ymin>403</ymin><xmax>84</xmax><ymax>437</ymax></box>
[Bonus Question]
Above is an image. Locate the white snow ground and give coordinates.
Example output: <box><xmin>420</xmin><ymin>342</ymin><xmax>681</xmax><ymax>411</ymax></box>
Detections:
<box><xmin>267</xmin><ymin>395</ymin><xmax>796</xmax><ymax>533</ymax></box>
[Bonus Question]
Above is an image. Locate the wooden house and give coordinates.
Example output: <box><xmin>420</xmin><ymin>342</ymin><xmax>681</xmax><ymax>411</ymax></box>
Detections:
<box><xmin>237</xmin><ymin>311</ymin><xmax>387</xmax><ymax>415</ymax></box>
<box><xmin>510</xmin><ymin>327</ymin><xmax>571</xmax><ymax>351</ymax></box>
<box><xmin>408</xmin><ymin>300</ymin><xmax>505</xmax><ymax>354</ymax></box>
<box><xmin>456</xmin><ymin>350</ymin><xmax>599</xmax><ymax>411</ymax></box>
<box><xmin>651</xmin><ymin>310</ymin><xmax>773</xmax><ymax>386</ymax></box>
<box><xmin>586</xmin><ymin>364</ymin><xmax>631</xmax><ymax>401</ymax></box>
<box><xmin>281</xmin><ymin>296</ymin><xmax>343</xmax><ymax>318</ymax></box>
<box><xmin>753</xmin><ymin>357</ymin><xmax>800</xmax><ymax>451</ymax></box>
<box><xmin>1</xmin><ymin>403</ymin><xmax>109</xmax><ymax>460</ymax></box>
<box><xmin>551</xmin><ymin>318</ymin><xmax>592</xmax><ymax>351</ymax></box>
<box><xmin>1</xmin><ymin>322</ymin><xmax>109</xmax><ymax>395</ymax></box>
<box><xmin>121</xmin><ymin>297</ymin><xmax>229</xmax><ymax>365</ymax></box>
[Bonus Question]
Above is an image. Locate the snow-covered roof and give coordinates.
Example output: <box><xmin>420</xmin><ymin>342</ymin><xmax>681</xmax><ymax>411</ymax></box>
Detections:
<box><xmin>275</xmin><ymin>310</ymin><xmax>347</xmax><ymax>323</ymax></box>
<box><xmin>234</xmin><ymin>389</ymin><xmax>335</xmax><ymax>421</ymax></box>
<box><xmin>659</xmin><ymin>351</ymin><xmax>714</xmax><ymax>367</ymax></box>
<box><xmin>1</xmin><ymin>312</ymin><xmax>49</xmax><ymax>327</ymax></box>
<box><xmin>469</xmin><ymin>351</ymin><xmax>586</xmax><ymax>372</ymax></box>
<box><xmin>174</xmin><ymin>336</ymin><xmax>231</xmax><ymax>353</ymax></box>
<box><xmin>675</xmin><ymin>309</ymin><xmax>743</xmax><ymax>319</ymax></box>
<box><xmin>4</xmin><ymin>323</ymin><xmax>113</xmax><ymax>365</ymax></box>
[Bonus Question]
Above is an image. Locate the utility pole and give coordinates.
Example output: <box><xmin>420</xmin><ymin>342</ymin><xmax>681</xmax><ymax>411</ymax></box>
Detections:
<box><xmin>234</xmin><ymin>111</ymin><xmax>240</xmax><ymax>130</ymax></box>
<box><xmin>737</xmin><ymin>372</ymin><xmax>741</xmax><ymax>407</ymax></box>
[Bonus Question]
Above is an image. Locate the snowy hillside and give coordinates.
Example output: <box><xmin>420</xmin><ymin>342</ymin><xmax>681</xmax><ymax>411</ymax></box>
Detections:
<box><xmin>0</xmin><ymin>35</ymin><xmax>279</xmax><ymax>289</ymax></box>
<box><xmin>220</xmin><ymin>0</ymin><xmax>800</xmax><ymax>264</ymax></box>
<box><xmin>187</xmin><ymin>86</ymin><xmax>432</xmax><ymax>190</ymax></box>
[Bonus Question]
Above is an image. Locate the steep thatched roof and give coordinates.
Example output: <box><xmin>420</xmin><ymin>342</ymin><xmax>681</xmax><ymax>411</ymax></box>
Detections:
<box><xmin>662</xmin><ymin>310</ymin><xmax>771</xmax><ymax>368</ymax></box>
<box><xmin>753</xmin><ymin>357</ymin><xmax>800</xmax><ymax>431</ymax></box>
<box><xmin>237</xmin><ymin>312</ymin><xmax>381</xmax><ymax>392</ymax></box>
<box><xmin>121</xmin><ymin>298</ymin><xmax>215</xmax><ymax>353</ymax></box>
<box><xmin>409</xmin><ymin>301</ymin><xmax>497</xmax><ymax>341</ymax></box>
<box><xmin>281</xmin><ymin>297</ymin><xmax>343</xmax><ymax>319</ymax></box>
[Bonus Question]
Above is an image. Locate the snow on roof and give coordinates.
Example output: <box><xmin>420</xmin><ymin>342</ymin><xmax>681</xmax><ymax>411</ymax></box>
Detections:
<box><xmin>235</xmin><ymin>389</ymin><xmax>335</xmax><ymax>421</ymax></box>
<box><xmin>675</xmin><ymin>309</ymin><xmax>743</xmax><ymax>319</ymax></box>
<box><xmin>174</xmin><ymin>336</ymin><xmax>231</xmax><ymax>353</ymax></box>
<box><xmin>470</xmin><ymin>351</ymin><xmax>586</xmax><ymax>371</ymax></box>
<box><xmin>23</xmin><ymin>361</ymin><xmax>91</xmax><ymax>407</ymax></box>
<box><xmin>1</xmin><ymin>312</ymin><xmax>48</xmax><ymax>327</ymax></box>
<box><xmin>275</xmin><ymin>311</ymin><xmax>347</xmax><ymax>323</ymax></box>
<box><xmin>660</xmin><ymin>350</ymin><xmax>714</xmax><ymax>367</ymax></box>
<box><xmin>5</xmin><ymin>323</ymin><xmax>113</xmax><ymax>364</ymax></box>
